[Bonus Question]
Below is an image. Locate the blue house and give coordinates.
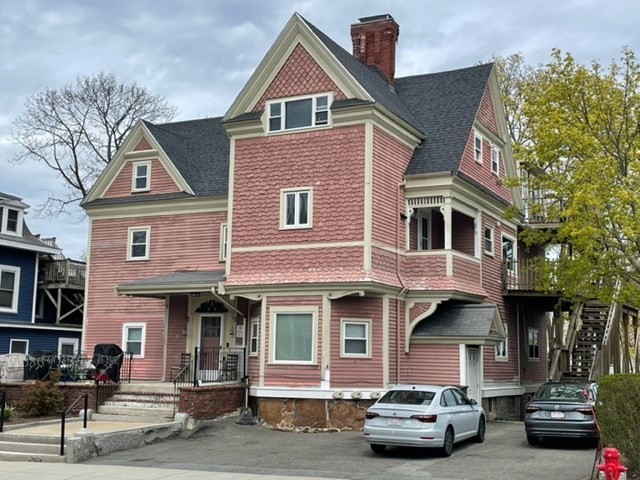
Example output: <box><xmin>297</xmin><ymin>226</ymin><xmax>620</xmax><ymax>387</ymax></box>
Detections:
<box><xmin>0</xmin><ymin>192</ymin><xmax>84</xmax><ymax>357</ymax></box>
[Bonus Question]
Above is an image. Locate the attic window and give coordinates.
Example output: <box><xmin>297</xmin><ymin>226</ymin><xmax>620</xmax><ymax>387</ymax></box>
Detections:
<box><xmin>0</xmin><ymin>207</ymin><xmax>22</xmax><ymax>236</ymax></box>
<box><xmin>474</xmin><ymin>132</ymin><xmax>483</xmax><ymax>164</ymax></box>
<box><xmin>132</xmin><ymin>161</ymin><xmax>151</xmax><ymax>192</ymax></box>
<box><xmin>268</xmin><ymin>94</ymin><xmax>331</xmax><ymax>132</ymax></box>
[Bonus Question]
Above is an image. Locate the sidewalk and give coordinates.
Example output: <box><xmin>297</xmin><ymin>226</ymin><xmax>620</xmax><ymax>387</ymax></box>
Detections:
<box><xmin>0</xmin><ymin>462</ymin><xmax>340</xmax><ymax>480</ymax></box>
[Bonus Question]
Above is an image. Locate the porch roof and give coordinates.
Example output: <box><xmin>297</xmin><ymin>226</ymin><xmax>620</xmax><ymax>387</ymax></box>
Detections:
<box><xmin>116</xmin><ymin>270</ymin><xmax>225</xmax><ymax>298</ymax></box>
<box><xmin>411</xmin><ymin>303</ymin><xmax>505</xmax><ymax>346</ymax></box>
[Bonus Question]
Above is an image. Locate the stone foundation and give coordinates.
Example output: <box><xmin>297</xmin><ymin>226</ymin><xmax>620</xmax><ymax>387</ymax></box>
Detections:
<box><xmin>253</xmin><ymin>397</ymin><xmax>375</xmax><ymax>430</ymax></box>
<box><xmin>482</xmin><ymin>395</ymin><xmax>523</xmax><ymax>421</ymax></box>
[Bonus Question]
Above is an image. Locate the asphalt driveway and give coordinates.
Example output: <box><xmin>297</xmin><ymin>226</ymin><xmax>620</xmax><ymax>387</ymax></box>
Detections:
<box><xmin>86</xmin><ymin>417</ymin><xmax>598</xmax><ymax>480</ymax></box>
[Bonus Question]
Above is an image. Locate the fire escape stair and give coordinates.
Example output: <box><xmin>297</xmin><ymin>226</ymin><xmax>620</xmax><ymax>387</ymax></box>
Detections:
<box><xmin>561</xmin><ymin>303</ymin><xmax>609</xmax><ymax>381</ymax></box>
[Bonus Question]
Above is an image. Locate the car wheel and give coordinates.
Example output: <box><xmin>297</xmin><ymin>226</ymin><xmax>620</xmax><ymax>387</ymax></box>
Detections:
<box><xmin>527</xmin><ymin>435</ymin><xmax>539</xmax><ymax>446</ymax></box>
<box><xmin>474</xmin><ymin>416</ymin><xmax>486</xmax><ymax>443</ymax></box>
<box><xmin>370</xmin><ymin>444</ymin><xmax>386</xmax><ymax>454</ymax></box>
<box><xmin>440</xmin><ymin>427</ymin><xmax>454</xmax><ymax>457</ymax></box>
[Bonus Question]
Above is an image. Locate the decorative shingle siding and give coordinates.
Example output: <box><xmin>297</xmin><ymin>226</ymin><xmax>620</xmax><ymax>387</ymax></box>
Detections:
<box><xmin>85</xmin><ymin>211</ymin><xmax>226</xmax><ymax>380</ymax></box>
<box><xmin>330</xmin><ymin>296</ymin><xmax>383</xmax><ymax>388</ymax></box>
<box><xmin>263</xmin><ymin>295</ymin><xmax>323</xmax><ymax>386</ymax></box>
<box><xmin>134</xmin><ymin>137</ymin><xmax>153</xmax><ymax>151</ymax></box>
<box><xmin>409</xmin><ymin>303</ymin><xmax>432</xmax><ymax>323</ymax></box>
<box><xmin>103</xmin><ymin>159</ymin><xmax>181</xmax><ymax>198</ymax></box>
<box><xmin>476</xmin><ymin>86</ymin><xmax>498</xmax><ymax>135</ymax></box>
<box><xmin>369</xmin><ymin>248</ymin><xmax>401</xmax><ymax>287</ymax></box>
<box><xmin>0</xmin><ymin>247</ymin><xmax>36</xmax><ymax>323</ymax></box>
<box><xmin>253</xmin><ymin>44</ymin><xmax>347</xmax><ymax>112</ymax></box>
<box><xmin>404</xmin><ymin>345</ymin><xmax>460</xmax><ymax>385</ymax></box>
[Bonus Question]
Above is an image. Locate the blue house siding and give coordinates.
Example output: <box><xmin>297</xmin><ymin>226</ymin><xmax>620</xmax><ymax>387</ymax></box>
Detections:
<box><xmin>0</xmin><ymin>246</ymin><xmax>37</xmax><ymax>323</ymax></box>
<box><xmin>0</xmin><ymin>326</ymin><xmax>81</xmax><ymax>355</ymax></box>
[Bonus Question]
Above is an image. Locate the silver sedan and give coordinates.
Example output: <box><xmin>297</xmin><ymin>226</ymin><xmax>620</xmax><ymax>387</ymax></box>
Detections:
<box><xmin>363</xmin><ymin>384</ymin><xmax>486</xmax><ymax>457</ymax></box>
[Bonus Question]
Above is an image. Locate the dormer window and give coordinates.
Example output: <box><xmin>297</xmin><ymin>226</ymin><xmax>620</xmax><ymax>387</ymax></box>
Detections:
<box><xmin>268</xmin><ymin>94</ymin><xmax>331</xmax><ymax>132</ymax></box>
<box><xmin>132</xmin><ymin>161</ymin><xmax>151</xmax><ymax>192</ymax></box>
<box><xmin>0</xmin><ymin>207</ymin><xmax>23</xmax><ymax>236</ymax></box>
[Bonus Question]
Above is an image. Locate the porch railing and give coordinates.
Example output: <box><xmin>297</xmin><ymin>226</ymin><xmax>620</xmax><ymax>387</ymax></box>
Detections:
<box><xmin>172</xmin><ymin>347</ymin><xmax>245</xmax><ymax>388</ymax></box>
<box><xmin>20</xmin><ymin>351</ymin><xmax>133</xmax><ymax>384</ymax></box>
<box><xmin>40</xmin><ymin>259</ymin><xmax>87</xmax><ymax>287</ymax></box>
<box><xmin>502</xmin><ymin>258</ymin><xmax>558</xmax><ymax>293</ymax></box>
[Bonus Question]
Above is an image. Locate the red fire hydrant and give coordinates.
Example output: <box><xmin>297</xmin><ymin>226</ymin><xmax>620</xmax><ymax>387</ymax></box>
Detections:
<box><xmin>597</xmin><ymin>447</ymin><xmax>628</xmax><ymax>480</ymax></box>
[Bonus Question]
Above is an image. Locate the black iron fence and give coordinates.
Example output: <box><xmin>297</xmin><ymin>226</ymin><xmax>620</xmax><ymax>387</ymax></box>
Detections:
<box><xmin>19</xmin><ymin>351</ymin><xmax>134</xmax><ymax>383</ymax></box>
<box><xmin>172</xmin><ymin>347</ymin><xmax>245</xmax><ymax>388</ymax></box>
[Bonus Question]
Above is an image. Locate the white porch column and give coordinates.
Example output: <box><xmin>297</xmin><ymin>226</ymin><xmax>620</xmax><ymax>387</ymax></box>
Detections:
<box><xmin>442</xmin><ymin>197</ymin><xmax>452</xmax><ymax>250</ymax></box>
<box><xmin>474</xmin><ymin>209</ymin><xmax>483</xmax><ymax>259</ymax></box>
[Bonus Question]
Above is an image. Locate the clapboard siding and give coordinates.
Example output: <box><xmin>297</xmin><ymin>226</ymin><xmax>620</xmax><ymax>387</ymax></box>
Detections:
<box><xmin>0</xmin><ymin>247</ymin><xmax>37</xmax><ymax>323</ymax></box>
<box><xmin>405</xmin><ymin>345</ymin><xmax>460</xmax><ymax>385</ymax></box>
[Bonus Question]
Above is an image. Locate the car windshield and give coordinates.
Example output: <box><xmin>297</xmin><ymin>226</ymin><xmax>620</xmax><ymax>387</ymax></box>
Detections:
<box><xmin>378</xmin><ymin>390</ymin><xmax>435</xmax><ymax>406</ymax></box>
<box><xmin>533</xmin><ymin>384</ymin><xmax>592</xmax><ymax>402</ymax></box>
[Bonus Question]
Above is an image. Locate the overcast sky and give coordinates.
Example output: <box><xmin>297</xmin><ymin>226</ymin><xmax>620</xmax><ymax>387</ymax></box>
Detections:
<box><xmin>1</xmin><ymin>0</ymin><xmax>638</xmax><ymax>259</ymax></box>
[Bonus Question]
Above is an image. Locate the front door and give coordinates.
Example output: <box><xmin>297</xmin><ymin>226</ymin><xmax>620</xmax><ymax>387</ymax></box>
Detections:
<box><xmin>198</xmin><ymin>315</ymin><xmax>223</xmax><ymax>382</ymax></box>
<box><xmin>466</xmin><ymin>346</ymin><xmax>481</xmax><ymax>402</ymax></box>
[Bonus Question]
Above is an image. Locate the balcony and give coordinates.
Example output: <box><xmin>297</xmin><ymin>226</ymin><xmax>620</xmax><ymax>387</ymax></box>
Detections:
<box><xmin>40</xmin><ymin>259</ymin><xmax>86</xmax><ymax>289</ymax></box>
<box><xmin>502</xmin><ymin>258</ymin><xmax>559</xmax><ymax>297</ymax></box>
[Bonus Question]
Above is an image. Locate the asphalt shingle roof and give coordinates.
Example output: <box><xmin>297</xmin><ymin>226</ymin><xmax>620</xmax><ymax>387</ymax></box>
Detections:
<box><xmin>118</xmin><ymin>270</ymin><xmax>225</xmax><ymax>288</ymax></box>
<box><xmin>412</xmin><ymin>303</ymin><xmax>503</xmax><ymax>339</ymax></box>
<box><xmin>143</xmin><ymin>117</ymin><xmax>229</xmax><ymax>197</ymax></box>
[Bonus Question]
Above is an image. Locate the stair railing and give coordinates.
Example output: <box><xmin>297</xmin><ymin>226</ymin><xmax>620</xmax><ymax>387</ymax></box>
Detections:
<box><xmin>602</xmin><ymin>278</ymin><xmax>622</xmax><ymax>349</ymax></box>
<box><xmin>550</xmin><ymin>303</ymin><xmax>583</xmax><ymax>380</ymax></box>
<box><xmin>60</xmin><ymin>393</ymin><xmax>88</xmax><ymax>456</ymax></box>
<box><xmin>589</xmin><ymin>277</ymin><xmax>622</xmax><ymax>381</ymax></box>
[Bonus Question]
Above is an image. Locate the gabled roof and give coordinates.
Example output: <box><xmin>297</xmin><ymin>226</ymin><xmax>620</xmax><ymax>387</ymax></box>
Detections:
<box><xmin>143</xmin><ymin>117</ymin><xmax>229</xmax><ymax>197</ymax></box>
<box><xmin>396</xmin><ymin>63</ymin><xmax>494</xmax><ymax>175</ymax></box>
<box><xmin>301</xmin><ymin>16</ymin><xmax>421</xmax><ymax>131</ymax></box>
<box><xmin>412</xmin><ymin>303</ymin><xmax>505</xmax><ymax>345</ymax></box>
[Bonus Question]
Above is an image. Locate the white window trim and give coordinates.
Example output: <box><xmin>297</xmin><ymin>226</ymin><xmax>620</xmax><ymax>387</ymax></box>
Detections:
<box><xmin>131</xmin><ymin>160</ymin><xmax>152</xmax><ymax>192</ymax></box>
<box><xmin>502</xmin><ymin>234</ymin><xmax>517</xmax><ymax>275</ymax></box>
<box><xmin>340</xmin><ymin>318</ymin><xmax>372</xmax><ymax>358</ymax></box>
<box><xmin>9</xmin><ymin>338</ymin><xmax>29</xmax><ymax>354</ymax></box>
<box><xmin>491</xmin><ymin>145</ymin><xmax>501</xmax><ymax>175</ymax></box>
<box><xmin>266</xmin><ymin>92</ymin><xmax>333</xmax><ymax>134</ymax></box>
<box><xmin>528</xmin><ymin>327</ymin><xmax>540</xmax><ymax>361</ymax></box>
<box><xmin>474</xmin><ymin>131</ymin><xmax>483</xmax><ymax>164</ymax></box>
<box><xmin>249</xmin><ymin>317</ymin><xmax>259</xmax><ymax>357</ymax></box>
<box><xmin>0</xmin><ymin>264</ymin><xmax>20</xmax><ymax>313</ymax></box>
<box><xmin>417</xmin><ymin>210</ymin><xmax>432</xmax><ymax>251</ymax></box>
<box><xmin>123</xmin><ymin>323</ymin><xmax>146</xmax><ymax>358</ymax></box>
<box><xmin>58</xmin><ymin>337</ymin><xmax>80</xmax><ymax>355</ymax></box>
<box><xmin>1</xmin><ymin>207</ymin><xmax>23</xmax><ymax>237</ymax></box>
<box><xmin>484</xmin><ymin>226</ymin><xmax>494</xmax><ymax>256</ymax></box>
<box><xmin>270</xmin><ymin>306</ymin><xmax>318</xmax><ymax>365</ymax></box>
<box><xmin>495</xmin><ymin>325</ymin><xmax>508</xmax><ymax>362</ymax></box>
<box><xmin>219</xmin><ymin>223</ymin><xmax>228</xmax><ymax>262</ymax></box>
<box><xmin>280</xmin><ymin>187</ymin><xmax>313</xmax><ymax>230</ymax></box>
<box><xmin>127</xmin><ymin>226</ymin><xmax>151</xmax><ymax>261</ymax></box>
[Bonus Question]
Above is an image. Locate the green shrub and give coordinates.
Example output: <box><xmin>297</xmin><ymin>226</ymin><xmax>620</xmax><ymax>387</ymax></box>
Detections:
<box><xmin>19</xmin><ymin>370</ymin><xmax>64</xmax><ymax>417</ymax></box>
<box><xmin>1</xmin><ymin>403</ymin><xmax>13</xmax><ymax>421</ymax></box>
<box><xmin>596</xmin><ymin>373</ymin><xmax>640</xmax><ymax>473</ymax></box>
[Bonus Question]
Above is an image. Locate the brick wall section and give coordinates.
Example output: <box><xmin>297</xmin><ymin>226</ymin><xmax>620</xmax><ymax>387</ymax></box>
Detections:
<box><xmin>1</xmin><ymin>382</ymin><xmax>97</xmax><ymax>415</ymax></box>
<box><xmin>178</xmin><ymin>384</ymin><xmax>243</xmax><ymax>420</ymax></box>
<box><xmin>85</xmin><ymin>211</ymin><xmax>226</xmax><ymax>380</ymax></box>
<box><xmin>104</xmin><ymin>159</ymin><xmax>180</xmax><ymax>198</ymax></box>
<box><xmin>253</xmin><ymin>44</ymin><xmax>347</xmax><ymax>112</ymax></box>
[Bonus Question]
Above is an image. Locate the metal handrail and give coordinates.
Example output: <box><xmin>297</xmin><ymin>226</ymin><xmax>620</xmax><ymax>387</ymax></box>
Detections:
<box><xmin>60</xmin><ymin>393</ymin><xmax>88</xmax><ymax>456</ymax></box>
<box><xmin>172</xmin><ymin>363</ymin><xmax>192</xmax><ymax>417</ymax></box>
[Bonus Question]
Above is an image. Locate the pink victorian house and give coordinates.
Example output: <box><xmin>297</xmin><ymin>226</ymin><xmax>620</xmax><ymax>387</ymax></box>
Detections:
<box><xmin>82</xmin><ymin>13</ymin><xmax>550</xmax><ymax>426</ymax></box>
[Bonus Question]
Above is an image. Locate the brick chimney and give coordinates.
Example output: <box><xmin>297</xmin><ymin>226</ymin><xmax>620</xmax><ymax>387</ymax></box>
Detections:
<box><xmin>350</xmin><ymin>14</ymin><xmax>399</xmax><ymax>84</ymax></box>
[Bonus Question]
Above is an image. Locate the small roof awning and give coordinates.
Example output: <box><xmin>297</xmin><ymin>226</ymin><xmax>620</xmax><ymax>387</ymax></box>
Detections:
<box><xmin>116</xmin><ymin>270</ymin><xmax>225</xmax><ymax>298</ymax></box>
<box><xmin>411</xmin><ymin>303</ymin><xmax>506</xmax><ymax>346</ymax></box>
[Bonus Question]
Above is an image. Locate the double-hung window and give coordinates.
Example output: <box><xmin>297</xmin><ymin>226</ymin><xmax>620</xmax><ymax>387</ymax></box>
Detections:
<box><xmin>474</xmin><ymin>131</ymin><xmax>483</xmax><ymax>164</ymax></box>
<box><xmin>0</xmin><ymin>207</ymin><xmax>22</xmax><ymax>236</ymax></box>
<box><xmin>10</xmin><ymin>339</ymin><xmax>28</xmax><ymax>354</ymax></box>
<box><xmin>249</xmin><ymin>317</ymin><xmax>259</xmax><ymax>356</ymax></box>
<box><xmin>268</xmin><ymin>94</ymin><xmax>331</xmax><ymax>132</ymax></box>
<box><xmin>132</xmin><ymin>161</ymin><xmax>151</xmax><ymax>192</ymax></box>
<box><xmin>502</xmin><ymin>236</ymin><xmax>515</xmax><ymax>274</ymax></box>
<box><xmin>496</xmin><ymin>325</ymin><xmax>508</xmax><ymax>361</ymax></box>
<box><xmin>341</xmin><ymin>319</ymin><xmax>371</xmax><ymax>357</ymax></box>
<box><xmin>484</xmin><ymin>226</ymin><xmax>494</xmax><ymax>255</ymax></box>
<box><xmin>491</xmin><ymin>145</ymin><xmax>501</xmax><ymax>175</ymax></box>
<box><xmin>281</xmin><ymin>188</ymin><xmax>312</xmax><ymax>229</ymax></box>
<box><xmin>0</xmin><ymin>265</ymin><xmax>20</xmax><ymax>313</ymax></box>
<box><xmin>272</xmin><ymin>309</ymin><xmax>316</xmax><ymax>364</ymax></box>
<box><xmin>528</xmin><ymin>328</ymin><xmax>539</xmax><ymax>360</ymax></box>
<box><xmin>123</xmin><ymin>323</ymin><xmax>146</xmax><ymax>358</ymax></box>
<box><xmin>127</xmin><ymin>227</ymin><xmax>150</xmax><ymax>260</ymax></box>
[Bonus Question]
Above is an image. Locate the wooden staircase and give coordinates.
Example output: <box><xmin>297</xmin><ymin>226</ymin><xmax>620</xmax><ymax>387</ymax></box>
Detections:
<box><xmin>561</xmin><ymin>302</ymin><xmax>609</xmax><ymax>381</ymax></box>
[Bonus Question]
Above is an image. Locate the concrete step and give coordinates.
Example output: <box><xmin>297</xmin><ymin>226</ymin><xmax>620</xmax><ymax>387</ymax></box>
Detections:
<box><xmin>0</xmin><ymin>440</ymin><xmax>60</xmax><ymax>455</ymax></box>
<box><xmin>103</xmin><ymin>400</ymin><xmax>174</xmax><ymax>409</ymax></box>
<box><xmin>91</xmin><ymin>413</ymin><xmax>176</xmax><ymax>423</ymax></box>
<box><xmin>0</xmin><ymin>451</ymin><xmax>66</xmax><ymax>463</ymax></box>
<box><xmin>118</xmin><ymin>383</ymin><xmax>175</xmax><ymax>394</ymax></box>
<box><xmin>97</xmin><ymin>405</ymin><xmax>174</xmax><ymax>418</ymax></box>
<box><xmin>0</xmin><ymin>433</ymin><xmax>61</xmax><ymax>445</ymax></box>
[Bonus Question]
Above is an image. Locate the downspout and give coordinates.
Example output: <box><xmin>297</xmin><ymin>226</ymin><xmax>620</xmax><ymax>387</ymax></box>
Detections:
<box><xmin>396</xmin><ymin>180</ymin><xmax>409</xmax><ymax>384</ymax></box>
<box><xmin>516</xmin><ymin>302</ymin><xmax>521</xmax><ymax>387</ymax></box>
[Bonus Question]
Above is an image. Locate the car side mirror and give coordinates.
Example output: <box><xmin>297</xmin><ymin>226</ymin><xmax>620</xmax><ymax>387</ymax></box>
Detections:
<box><xmin>469</xmin><ymin>398</ymin><xmax>477</xmax><ymax>405</ymax></box>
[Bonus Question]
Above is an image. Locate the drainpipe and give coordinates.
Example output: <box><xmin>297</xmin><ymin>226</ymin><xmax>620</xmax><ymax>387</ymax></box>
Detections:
<box><xmin>517</xmin><ymin>302</ymin><xmax>521</xmax><ymax>386</ymax></box>
<box><xmin>396</xmin><ymin>180</ymin><xmax>409</xmax><ymax>384</ymax></box>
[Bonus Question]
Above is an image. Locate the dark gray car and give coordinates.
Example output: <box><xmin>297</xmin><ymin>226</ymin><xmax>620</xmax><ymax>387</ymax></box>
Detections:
<box><xmin>524</xmin><ymin>381</ymin><xmax>599</xmax><ymax>446</ymax></box>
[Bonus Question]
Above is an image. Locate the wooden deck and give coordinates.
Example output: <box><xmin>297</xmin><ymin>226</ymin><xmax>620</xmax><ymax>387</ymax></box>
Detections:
<box><xmin>40</xmin><ymin>259</ymin><xmax>86</xmax><ymax>289</ymax></box>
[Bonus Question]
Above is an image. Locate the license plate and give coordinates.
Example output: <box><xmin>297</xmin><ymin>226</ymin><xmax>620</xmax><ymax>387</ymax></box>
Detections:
<box><xmin>387</xmin><ymin>418</ymin><xmax>403</xmax><ymax>426</ymax></box>
<box><xmin>550</xmin><ymin>411</ymin><xmax>565</xmax><ymax>419</ymax></box>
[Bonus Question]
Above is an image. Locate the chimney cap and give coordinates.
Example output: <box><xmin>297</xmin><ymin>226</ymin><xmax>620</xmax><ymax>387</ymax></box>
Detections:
<box><xmin>356</xmin><ymin>14</ymin><xmax>395</xmax><ymax>24</ymax></box>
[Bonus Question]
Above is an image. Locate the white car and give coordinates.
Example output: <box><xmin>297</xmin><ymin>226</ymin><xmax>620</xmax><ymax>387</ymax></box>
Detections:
<box><xmin>364</xmin><ymin>385</ymin><xmax>486</xmax><ymax>457</ymax></box>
